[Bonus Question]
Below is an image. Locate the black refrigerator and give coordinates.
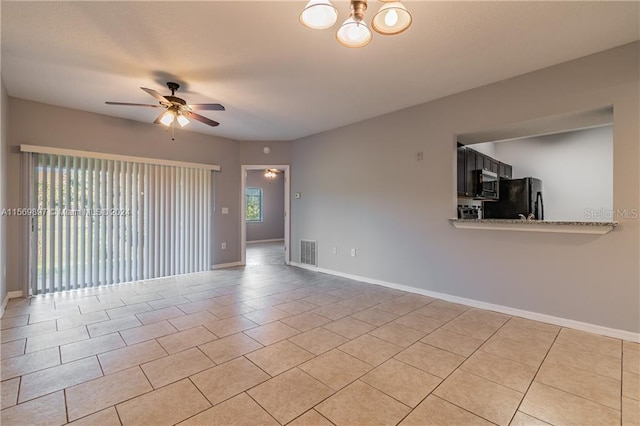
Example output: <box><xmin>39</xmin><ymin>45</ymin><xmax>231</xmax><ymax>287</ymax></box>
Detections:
<box><xmin>483</xmin><ymin>177</ymin><xmax>544</xmax><ymax>220</ymax></box>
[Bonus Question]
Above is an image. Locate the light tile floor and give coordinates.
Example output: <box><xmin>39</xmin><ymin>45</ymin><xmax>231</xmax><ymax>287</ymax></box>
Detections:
<box><xmin>246</xmin><ymin>241</ymin><xmax>286</xmax><ymax>266</ymax></box>
<box><xmin>1</xmin><ymin>258</ymin><xmax>639</xmax><ymax>425</ymax></box>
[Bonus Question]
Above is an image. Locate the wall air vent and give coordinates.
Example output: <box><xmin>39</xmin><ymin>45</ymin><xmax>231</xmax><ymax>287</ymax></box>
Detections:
<box><xmin>300</xmin><ymin>240</ymin><xmax>317</xmax><ymax>266</ymax></box>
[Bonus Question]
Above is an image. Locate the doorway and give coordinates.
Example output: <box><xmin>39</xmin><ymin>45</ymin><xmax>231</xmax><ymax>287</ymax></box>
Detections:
<box><xmin>240</xmin><ymin>165</ymin><xmax>290</xmax><ymax>266</ymax></box>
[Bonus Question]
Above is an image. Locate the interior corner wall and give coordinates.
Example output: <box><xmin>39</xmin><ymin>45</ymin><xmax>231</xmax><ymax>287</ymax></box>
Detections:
<box><xmin>5</xmin><ymin>99</ymin><xmax>243</xmax><ymax>293</ymax></box>
<box><xmin>290</xmin><ymin>42</ymin><xmax>640</xmax><ymax>334</ymax></box>
<box><xmin>246</xmin><ymin>171</ymin><xmax>285</xmax><ymax>242</ymax></box>
<box><xmin>0</xmin><ymin>76</ymin><xmax>9</xmax><ymax>305</ymax></box>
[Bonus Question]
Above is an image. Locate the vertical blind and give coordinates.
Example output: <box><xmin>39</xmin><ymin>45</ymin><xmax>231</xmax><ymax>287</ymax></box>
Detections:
<box><xmin>29</xmin><ymin>152</ymin><xmax>212</xmax><ymax>294</ymax></box>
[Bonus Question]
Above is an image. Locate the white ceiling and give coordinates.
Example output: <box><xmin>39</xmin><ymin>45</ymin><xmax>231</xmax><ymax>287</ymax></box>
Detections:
<box><xmin>1</xmin><ymin>1</ymin><xmax>638</xmax><ymax>141</ymax></box>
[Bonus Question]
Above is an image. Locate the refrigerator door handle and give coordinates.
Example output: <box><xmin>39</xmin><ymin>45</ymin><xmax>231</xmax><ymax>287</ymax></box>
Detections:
<box><xmin>535</xmin><ymin>191</ymin><xmax>544</xmax><ymax>220</ymax></box>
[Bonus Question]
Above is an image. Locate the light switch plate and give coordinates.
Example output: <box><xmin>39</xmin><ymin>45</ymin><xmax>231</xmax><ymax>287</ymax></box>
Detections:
<box><xmin>221</xmin><ymin>207</ymin><xmax>229</xmax><ymax>214</ymax></box>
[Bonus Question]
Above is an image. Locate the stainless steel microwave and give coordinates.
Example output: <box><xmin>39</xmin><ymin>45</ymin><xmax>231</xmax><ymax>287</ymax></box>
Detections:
<box><xmin>475</xmin><ymin>169</ymin><xmax>499</xmax><ymax>200</ymax></box>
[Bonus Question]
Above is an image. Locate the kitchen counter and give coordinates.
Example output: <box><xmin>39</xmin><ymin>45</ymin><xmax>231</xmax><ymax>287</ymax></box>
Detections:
<box><xmin>449</xmin><ymin>219</ymin><xmax>618</xmax><ymax>234</ymax></box>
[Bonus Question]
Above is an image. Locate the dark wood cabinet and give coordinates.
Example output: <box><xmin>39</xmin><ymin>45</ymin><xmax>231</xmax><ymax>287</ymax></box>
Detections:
<box><xmin>476</xmin><ymin>152</ymin><xmax>485</xmax><ymax>171</ymax></box>
<box><xmin>498</xmin><ymin>162</ymin><xmax>513</xmax><ymax>179</ymax></box>
<box><xmin>490</xmin><ymin>159</ymin><xmax>499</xmax><ymax>173</ymax></box>
<box><xmin>457</xmin><ymin>146</ymin><xmax>466</xmax><ymax>195</ymax></box>
<box><xmin>457</xmin><ymin>146</ymin><xmax>512</xmax><ymax>198</ymax></box>
<box><xmin>456</xmin><ymin>146</ymin><xmax>478</xmax><ymax>197</ymax></box>
<box><xmin>476</xmin><ymin>154</ymin><xmax>499</xmax><ymax>172</ymax></box>
<box><xmin>484</xmin><ymin>155</ymin><xmax>492</xmax><ymax>171</ymax></box>
<box><xmin>464</xmin><ymin>149</ymin><xmax>477</xmax><ymax>196</ymax></box>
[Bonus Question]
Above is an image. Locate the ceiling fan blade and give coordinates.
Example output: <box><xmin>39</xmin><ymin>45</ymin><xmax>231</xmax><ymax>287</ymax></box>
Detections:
<box><xmin>186</xmin><ymin>112</ymin><xmax>220</xmax><ymax>127</ymax></box>
<box><xmin>188</xmin><ymin>103</ymin><xmax>225</xmax><ymax>111</ymax></box>
<box><xmin>153</xmin><ymin>111</ymin><xmax>165</xmax><ymax>125</ymax></box>
<box><xmin>105</xmin><ymin>102</ymin><xmax>161</xmax><ymax>108</ymax></box>
<box><xmin>141</xmin><ymin>87</ymin><xmax>170</xmax><ymax>104</ymax></box>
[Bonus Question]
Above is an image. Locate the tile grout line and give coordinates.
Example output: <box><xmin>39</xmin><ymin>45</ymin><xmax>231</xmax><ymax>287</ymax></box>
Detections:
<box><xmin>170</xmin><ymin>376</ymin><xmax>214</xmax><ymax>423</ymax></box>
<box><xmin>261</xmin><ymin>302</ymin><xmax>436</xmax><ymax>419</ymax></box>
<box><xmin>549</xmin><ymin>341</ymin><xmax>625</xmax><ymax>384</ymax></box>
<box><xmin>245</xmin><ymin>391</ymin><xmax>288</xmax><ymax>425</ymax></box>
<box><xmin>3</xmin><ymin>270</ymin><xmax>632</xmax><ymax>425</ymax></box>
<box><xmin>63</xmin><ymin>388</ymin><xmax>69</xmax><ymax>424</ymax></box>
<box><xmin>506</xmin><ymin>322</ymin><xmax>562</xmax><ymax>425</ymax></box>
<box><xmin>284</xmin><ymin>408</ymin><xmax>337</xmax><ymax>426</ymax></box>
<box><xmin>193</xmin><ymin>344</ymin><xmax>219</xmax><ymax>366</ymax></box>
<box><xmin>96</xmin><ymin>350</ymin><xmax>107</xmax><ymax>377</ymax></box>
<box><xmin>333</xmin><ymin>353</ymin><xmax>428</xmax><ymax>412</ymax></box>
<box><xmin>185</xmin><ymin>361</ymin><xmax>272</xmax><ymax>411</ymax></box>
<box><xmin>443</xmin><ymin>322</ymin><xmax>561</xmax><ymax>395</ymax></box>
<box><xmin>528</xmin><ymin>381</ymin><xmax>623</xmax><ymax>417</ymax></box>
<box><xmin>392</xmin><ymin>312</ymin><xmax>514</xmax><ymax>426</ymax></box>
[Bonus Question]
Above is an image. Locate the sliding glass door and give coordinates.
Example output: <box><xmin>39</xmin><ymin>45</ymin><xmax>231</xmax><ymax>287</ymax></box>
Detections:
<box><xmin>29</xmin><ymin>152</ymin><xmax>211</xmax><ymax>295</ymax></box>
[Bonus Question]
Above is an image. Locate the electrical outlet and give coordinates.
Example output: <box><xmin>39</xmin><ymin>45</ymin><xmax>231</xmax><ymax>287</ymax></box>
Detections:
<box><xmin>332</xmin><ymin>247</ymin><xmax>337</xmax><ymax>254</ymax></box>
<box><xmin>221</xmin><ymin>242</ymin><xmax>227</xmax><ymax>250</ymax></box>
<box><xmin>350</xmin><ymin>248</ymin><xmax>356</xmax><ymax>257</ymax></box>
<box><xmin>416</xmin><ymin>151</ymin><xmax>424</xmax><ymax>161</ymax></box>
<box><xmin>221</xmin><ymin>207</ymin><xmax>229</xmax><ymax>215</ymax></box>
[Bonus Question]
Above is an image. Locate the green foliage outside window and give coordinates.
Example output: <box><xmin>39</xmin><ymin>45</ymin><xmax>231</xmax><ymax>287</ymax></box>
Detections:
<box><xmin>245</xmin><ymin>187</ymin><xmax>263</xmax><ymax>222</ymax></box>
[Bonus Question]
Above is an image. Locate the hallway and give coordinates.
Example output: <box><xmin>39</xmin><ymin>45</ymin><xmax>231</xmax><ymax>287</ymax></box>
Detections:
<box><xmin>246</xmin><ymin>241</ymin><xmax>285</xmax><ymax>266</ymax></box>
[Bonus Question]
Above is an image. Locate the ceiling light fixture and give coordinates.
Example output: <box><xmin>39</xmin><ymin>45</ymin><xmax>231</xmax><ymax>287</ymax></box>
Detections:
<box><xmin>264</xmin><ymin>169</ymin><xmax>279</xmax><ymax>179</ymax></box>
<box><xmin>176</xmin><ymin>113</ymin><xmax>189</xmax><ymax>127</ymax></box>
<box><xmin>159</xmin><ymin>110</ymin><xmax>175</xmax><ymax>126</ymax></box>
<box><xmin>300</xmin><ymin>0</ymin><xmax>412</xmax><ymax>48</ymax></box>
<box><xmin>371</xmin><ymin>1</ymin><xmax>412</xmax><ymax>35</ymax></box>
<box><xmin>159</xmin><ymin>107</ymin><xmax>190</xmax><ymax>128</ymax></box>
<box><xmin>300</xmin><ymin>0</ymin><xmax>338</xmax><ymax>29</ymax></box>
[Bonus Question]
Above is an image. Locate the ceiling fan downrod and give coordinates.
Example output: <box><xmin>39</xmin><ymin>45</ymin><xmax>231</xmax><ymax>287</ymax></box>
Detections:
<box><xmin>167</xmin><ymin>82</ymin><xmax>180</xmax><ymax>96</ymax></box>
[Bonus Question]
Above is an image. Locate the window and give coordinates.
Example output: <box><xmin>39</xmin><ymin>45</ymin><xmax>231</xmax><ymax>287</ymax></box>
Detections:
<box><xmin>245</xmin><ymin>187</ymin><xmax>263</xmax><ymax>222</ymax></box>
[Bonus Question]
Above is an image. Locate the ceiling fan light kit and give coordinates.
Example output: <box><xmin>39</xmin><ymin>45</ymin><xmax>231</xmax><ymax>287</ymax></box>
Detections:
<box><xmin>264</xmin><ymin>169</ymin><xmax>279</xmax><ymax>179</ymax></box>
<box><xmin>159</xmin><ymin>110</ymin><xmax>175</xmax><ymax>126</ymax></box>
<box><xmin>176</xmin><ymin>114</ymin><xmax>189</xmax><ymax>127</ymax></box>
<box><xmin>300</xmin><ymin>0</ymin><xmax>412</xmax><ymax>47</ymax></box>
<box><xmin>106</xmin><ymin>82</ymin><xmax>225</xmax><ymax>132</ymax></box>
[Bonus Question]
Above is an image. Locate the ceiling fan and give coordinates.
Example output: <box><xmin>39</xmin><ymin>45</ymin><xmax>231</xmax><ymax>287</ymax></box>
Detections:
<box><xmin>106</xmin><ymin>82</ymin><xmax>225</xmax><ymax>128</ymax></box>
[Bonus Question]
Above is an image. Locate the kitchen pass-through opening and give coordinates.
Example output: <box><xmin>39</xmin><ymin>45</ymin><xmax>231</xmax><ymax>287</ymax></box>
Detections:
<box><xmin>455</xmin><ymin>106</ymin><xmax>614</xmax><ymax>223</ymax></box>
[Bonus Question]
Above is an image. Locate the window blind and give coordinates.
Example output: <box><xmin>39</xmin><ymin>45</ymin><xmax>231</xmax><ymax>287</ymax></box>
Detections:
<box><xmin>29</xmin><ymin>152</ymin><xmax>211</xmax><ymax>294</ymax></box>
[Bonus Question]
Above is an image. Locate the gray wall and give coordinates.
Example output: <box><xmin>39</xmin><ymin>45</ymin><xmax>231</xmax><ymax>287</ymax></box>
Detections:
<box><xmin>0</xmin><ymin>77</ymin><xmax>8</xmax><ymax>306</ymax></box>
<box><xmin>4</xmin><ymin>98</ymin><xmax>292</xmax><ymax>293</ymax></box>
<box><xmin>240</xmin><ymin>141</ymin><xmax>292</xmax><ymax>165</ymax></box>
<box><xmin>246</xmin><ymin>170</ymin><xmax>284</xmax><ymax>242</ymax></box>
<box><xmin>492</xmin><ymin>125</ymin><xmax>613</xmax><ymax>221</ymax></box>
<box><xmin>291</xmin><ymin>42</ymin><xmax>639</xmax><ymax>333</ymax></box>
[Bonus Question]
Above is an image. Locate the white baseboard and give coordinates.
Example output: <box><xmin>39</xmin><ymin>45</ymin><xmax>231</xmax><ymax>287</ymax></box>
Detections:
<box><xmin>246</xmin><ymin>239</ymin><xmax>284</xmax><ymax>244</ymax></box>
<box><xmin>290</xmin><ymin>262</ymin><xmax>640</xmax><ymax>343</ymax></box>
<box><xmin>211</xmin><ymin>262</ymin><xmax>243</xmax><ymax>270</ymax></box>
<box><xmin>1</xmin><ymin>291</ymin><xmax>24</xmax><ymax>317</ymax></box>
